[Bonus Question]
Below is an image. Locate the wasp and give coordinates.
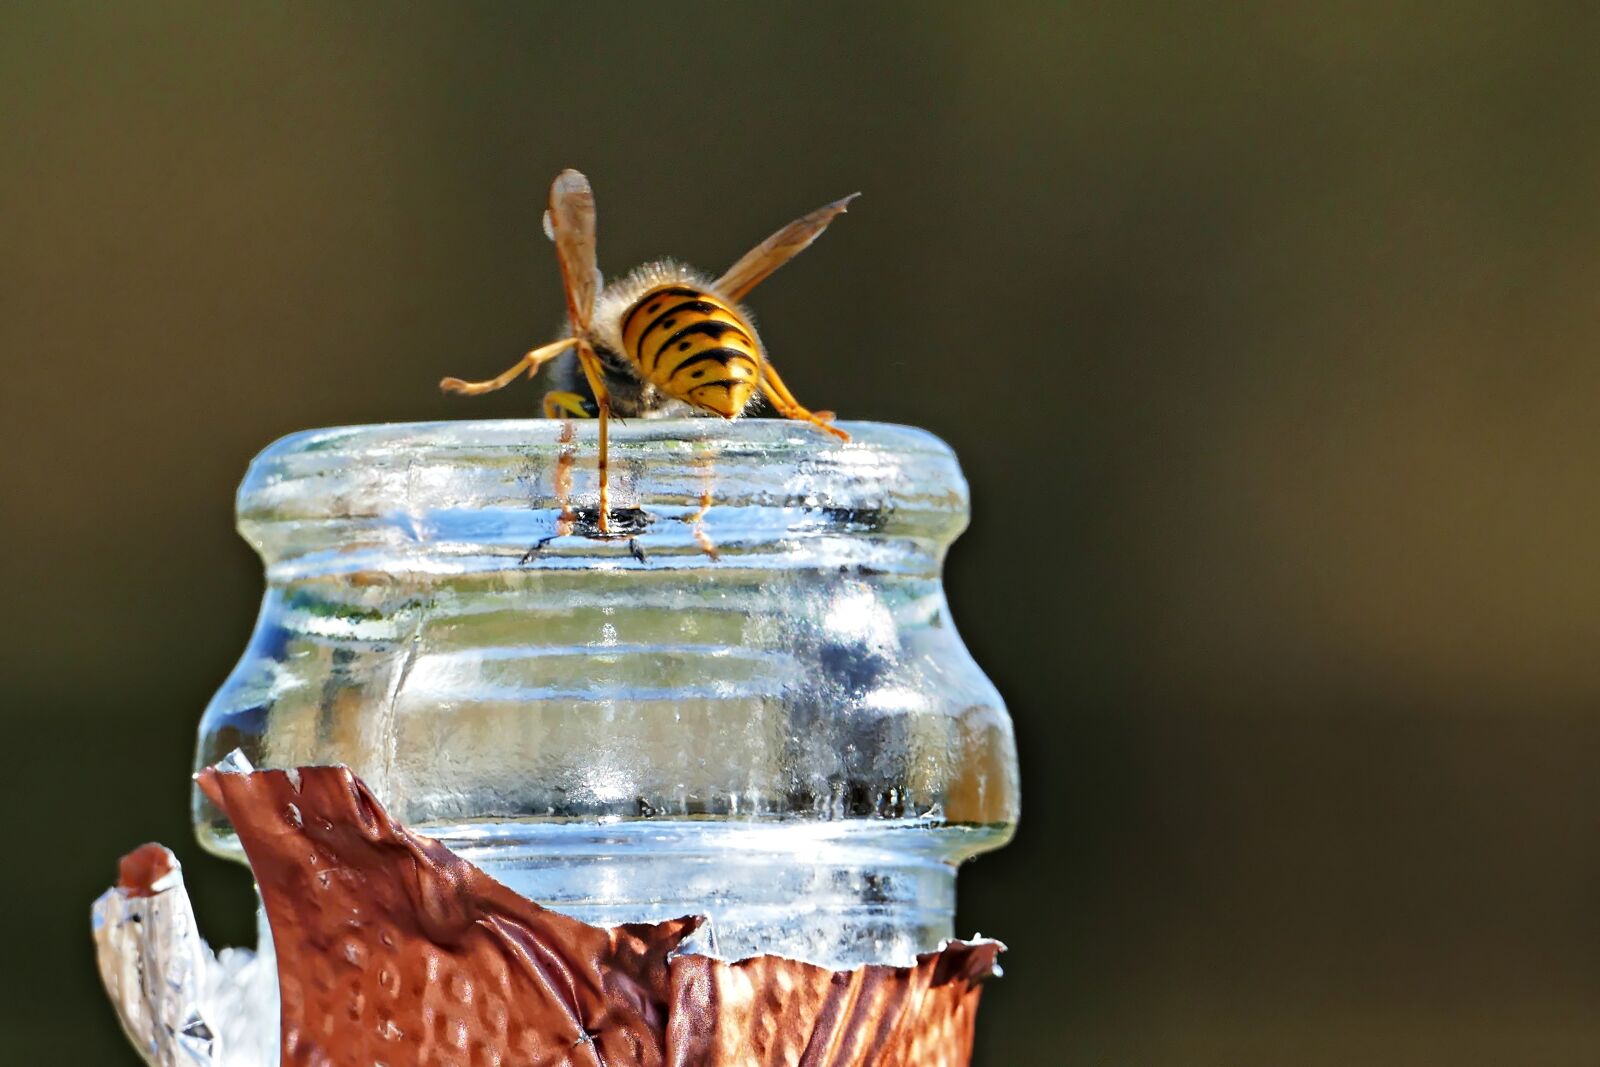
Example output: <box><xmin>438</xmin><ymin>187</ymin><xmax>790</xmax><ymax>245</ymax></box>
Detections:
<box><xmin>441</xmin><ymin>169</ymin><xmax>854</xmax><ymax>538</ymax></box>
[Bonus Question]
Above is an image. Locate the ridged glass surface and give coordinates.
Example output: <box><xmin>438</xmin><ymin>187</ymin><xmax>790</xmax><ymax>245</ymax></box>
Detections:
<box><xmin>194</xmin><ymin>418</ymin><xmax>1018</xmax><ymax>966</ymax></box>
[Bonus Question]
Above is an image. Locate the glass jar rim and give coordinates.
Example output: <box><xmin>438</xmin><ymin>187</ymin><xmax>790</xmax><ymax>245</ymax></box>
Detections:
<box><xmin>239</xmin><ymin>418</ymin><xmax>971</xmax><ymax>577</ymax></box>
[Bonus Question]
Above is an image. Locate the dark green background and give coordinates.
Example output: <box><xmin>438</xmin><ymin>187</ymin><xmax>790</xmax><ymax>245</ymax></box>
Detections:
<box><xmin>3</xmin><ymin>4</ymin><xmax>1596</xmax><ymax>1064</ymax></box>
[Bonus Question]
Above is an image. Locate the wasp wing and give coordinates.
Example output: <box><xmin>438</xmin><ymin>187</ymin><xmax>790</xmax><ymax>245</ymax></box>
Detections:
<box><xmin>714</xmin><ymin>193</ymin><xmax>859</xmax><ymax>303</ymax></box>
<box><xmin>547</xmin><ymin>169</ymin><xmax>599</xmax><ymax>332</ymax></box>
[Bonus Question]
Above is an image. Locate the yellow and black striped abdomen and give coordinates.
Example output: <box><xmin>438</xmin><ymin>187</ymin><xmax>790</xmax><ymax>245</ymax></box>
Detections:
<box><xmin>619</xmin><ymin>284</ymin><xmax>760</xmax><ymax>417</ymax></box>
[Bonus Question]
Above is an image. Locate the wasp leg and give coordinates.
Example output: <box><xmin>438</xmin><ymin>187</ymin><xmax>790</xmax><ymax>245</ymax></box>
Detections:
<box><xmin>440</xmin><ymin>337</ymin><xmax>577</xmax><ymax>397</ymax></box>
<box><xmin>523</xmin><ymin>420</ymin><xmax>577</xmax><ymax>562</ymax></box>
<box><xmin>542</xmin><ymin>391</ymin><xmax>596</xmax><ymax>419</ymax></box>
<box><xmin>689</xmin><ymin>493</ymin><xmax>720</xmax><ymax>560</ymax></box>
<box><xmin>687</xmin><ymin>448</ymin><xmax>721</xmax><ymax>560</ymax></box>
<box><xmin>755</xmin><ymin>358</ymin><xmax>850</xmax><ymax>441</ymax></box>
<box><xmin>570</xmin><ymin>339</ymin><xmax>614</xmax><ymax>534</ymax></box>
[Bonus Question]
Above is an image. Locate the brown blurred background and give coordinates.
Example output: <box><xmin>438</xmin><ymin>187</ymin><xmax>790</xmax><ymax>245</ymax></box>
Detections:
<box><xmin>3</xmin><ymin>3</ymin><xmax>1598</xmax><ymax>1064</ymax></box>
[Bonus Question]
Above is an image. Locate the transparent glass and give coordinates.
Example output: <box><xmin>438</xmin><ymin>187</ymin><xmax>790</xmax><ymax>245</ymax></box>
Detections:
<box><xmin>194</xmin><ymin>419</ymin><xmax>1018</xmax><ymax>967</ymax></box>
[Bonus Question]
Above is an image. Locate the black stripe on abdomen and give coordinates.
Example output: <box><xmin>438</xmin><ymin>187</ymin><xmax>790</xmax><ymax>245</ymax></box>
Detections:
<box><xmin>652</xmin><ymin>320</ymin><xmax>750</xmax><ymax>363</ymax></box>
<box><xmin>689</xmin><ymin>377</ymin><xmax>750</xmax><ymax>392</ymax></box>
<box><xmin>670</xmin><ymin>348</ymin><xmax>760</xmax><ymax>381</ymax></box>
<box><xmin>620</xmin><ymin>287</ymin><xmax>707</xmax><ymax>336</ymax></box>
